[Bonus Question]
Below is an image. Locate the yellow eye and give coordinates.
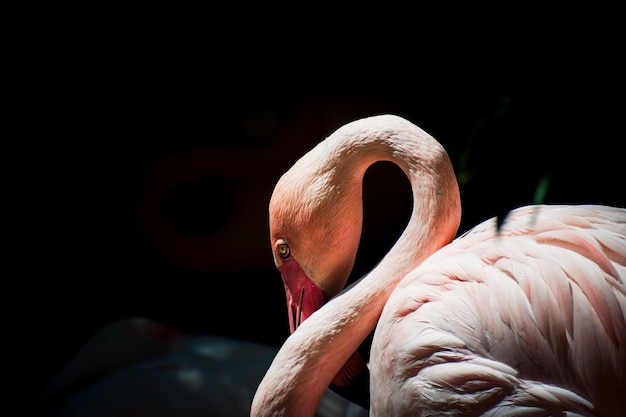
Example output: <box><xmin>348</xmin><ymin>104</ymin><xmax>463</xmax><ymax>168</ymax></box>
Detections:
<box><xmin>277</xmin><ymin>242</ymin><xmax>290</xmax><ymax>258</ymax></box>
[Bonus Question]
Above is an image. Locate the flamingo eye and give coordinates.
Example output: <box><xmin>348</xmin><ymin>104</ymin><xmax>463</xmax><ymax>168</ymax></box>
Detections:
<box><xmin>277</xmin><ymin>241</ymin><xmax>290</xmax><ymax>258</ymax></box>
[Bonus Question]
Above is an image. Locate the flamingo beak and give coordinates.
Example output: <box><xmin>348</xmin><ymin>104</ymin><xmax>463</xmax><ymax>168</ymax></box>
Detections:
<box><xmin>279</xmin><ymin>259</ymin><xmax>329</xmax><ymax>334</ymax></box>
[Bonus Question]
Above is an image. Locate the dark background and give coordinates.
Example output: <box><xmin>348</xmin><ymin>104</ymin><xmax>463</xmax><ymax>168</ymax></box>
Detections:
<box><xmin>11</xmin><ymin>12</ymin><xmax>625</xmax><ymax>414</ymax></box>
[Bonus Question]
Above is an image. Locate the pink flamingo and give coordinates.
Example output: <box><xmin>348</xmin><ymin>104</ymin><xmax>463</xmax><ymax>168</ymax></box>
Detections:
<box><xmin>251</xmin><ymin>114</ymin><xmax>626</xmax><ymax>416</ymax></box>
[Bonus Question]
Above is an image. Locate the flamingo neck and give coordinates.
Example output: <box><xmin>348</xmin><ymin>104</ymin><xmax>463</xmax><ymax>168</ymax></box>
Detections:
<box><xmin>252</xmin><ymin>114</ymin><xmax>461</xmax><ymax>417</ymax></box>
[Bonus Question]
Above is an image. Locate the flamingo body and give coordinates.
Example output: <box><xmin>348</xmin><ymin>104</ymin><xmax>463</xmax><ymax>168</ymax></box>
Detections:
<box><xmin>372</xmin><ymin>204</ymin><xmax>626</xmax><ymax>416</ymax></box>
<box><xmin>251</xmin><ymin>114</ymin><xmax>626</xmax><ymax>417</ymax></box>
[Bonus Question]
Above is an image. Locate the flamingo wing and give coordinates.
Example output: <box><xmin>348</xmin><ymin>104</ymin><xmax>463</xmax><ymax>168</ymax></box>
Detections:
<box><xmin>371</xmin><ymin>205</ymin><xmax>626</xmax><ymax>416</ymax></box>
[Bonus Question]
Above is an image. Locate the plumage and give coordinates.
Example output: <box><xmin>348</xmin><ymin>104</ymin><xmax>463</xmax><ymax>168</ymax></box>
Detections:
<box><xmin>377</xmin><ymin>206</ymin><xmax>625</xmax><ymax>415</ymax></box>
<box><xmin>251</xmin><ymin>114</ymin><xmax>626</xmax><ymax>416</ymax></box>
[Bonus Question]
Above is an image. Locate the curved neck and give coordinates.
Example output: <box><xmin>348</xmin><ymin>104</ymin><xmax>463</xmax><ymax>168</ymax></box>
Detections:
<box><xmin>252</xmin><ymin>115</ymin><xmax>461</xmax><ymax>417</ymax></box>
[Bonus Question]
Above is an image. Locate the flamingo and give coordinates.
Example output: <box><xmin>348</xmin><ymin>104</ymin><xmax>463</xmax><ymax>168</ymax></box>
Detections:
<box><xmin>251</xmin><ymin>114</ymin><xmax>626</xmax><ymax>416</ymax></box>
<box><xmin>36</xmin><ymin>317</ymin><xmax>368</xmax><ymax>417</ymax></box>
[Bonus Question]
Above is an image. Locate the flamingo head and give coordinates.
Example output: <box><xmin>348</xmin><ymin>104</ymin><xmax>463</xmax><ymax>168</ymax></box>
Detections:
<box><xmin>268</xmin><ymin>150</ymin><xmax>363</xmax><ymax>333</ymax></box>
<box><xmin>268</xmin><ymin>209</ymin><xmax>360</xmax><ymax>334</ymax></box>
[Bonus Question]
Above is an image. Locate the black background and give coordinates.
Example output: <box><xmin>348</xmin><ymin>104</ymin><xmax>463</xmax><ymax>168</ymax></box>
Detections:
<box><xmin>11</xmin><ymin>11</ymin><xmax>625</xmax><ymax>414</ymax></box>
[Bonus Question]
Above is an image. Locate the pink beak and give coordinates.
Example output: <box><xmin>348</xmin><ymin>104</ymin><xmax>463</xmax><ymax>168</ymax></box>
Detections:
<box><xmin>279</xmin><ymin>258</ymin><xmax>328</xmax><ymax>334</ymax></box>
